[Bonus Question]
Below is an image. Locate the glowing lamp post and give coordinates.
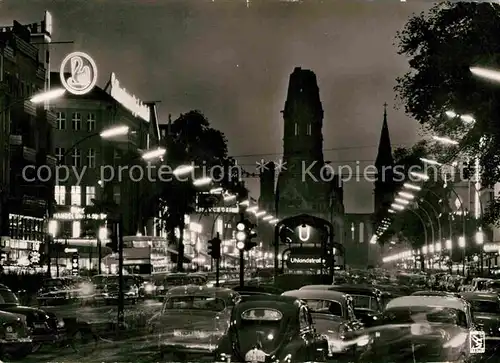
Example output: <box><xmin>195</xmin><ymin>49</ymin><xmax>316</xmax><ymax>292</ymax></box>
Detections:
<box><xmin>458</xmin><ymin>236</ymin><xmax>466</xmax><ymax>275</ymax></box>
<box><xmin>193</xmin><ymin>177</ymin><xmax>212</xmax><ymax>187</ymax></box>
<box><xmin>142</xmin><ymin>147</ymin><xmax>166</xmax><ymax>161</ymax></box>
<box><xmin>173</xmin><ymin>165</ymin><xmax>194</xmax><ymax>177</ymax></box>
<box><xmin>100</xmin><ymin>125</ymin><xmax>129</xmax><ymax>139</ymax></box>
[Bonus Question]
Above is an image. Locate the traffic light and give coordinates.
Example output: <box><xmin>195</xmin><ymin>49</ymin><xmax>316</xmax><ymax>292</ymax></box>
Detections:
<box><xmin>71</xmin><ymin>252</ymin><xmax>79</xmax><ymax>276</ymax></box>
<box><xmin>208</xmin><ymin>235</ymin><xmax>221</xmax><ymax>259</ymax></box>
<box><xmin>235</xmin><ymin>218</ymin><xmax>257</xmax><ymax>251</ymax></box>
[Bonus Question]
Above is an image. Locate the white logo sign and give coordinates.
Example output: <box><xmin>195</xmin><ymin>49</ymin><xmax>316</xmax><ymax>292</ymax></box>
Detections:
<box><xmin>470</xmin><ymin>330</ymin><xmax>485</xmax><ymax>354</ymax></box>
<box><xmin>5</xmin><ymin>326</ymin><xmax>12</xmax><ymax>333</ymax></box>
<box><xmin>298</xmin><ymin>225</ymin><xmax>311</xmax><ymax>242</ymax></box>
<box><xmin>109</xmin><ymin>72</ymin><xmax>150</xmax><ymax>122</ymax></box>
<box><xmin>60</xmin><ymin>52</ymin><xmax>98</xmax><ymax>95</ymax></box>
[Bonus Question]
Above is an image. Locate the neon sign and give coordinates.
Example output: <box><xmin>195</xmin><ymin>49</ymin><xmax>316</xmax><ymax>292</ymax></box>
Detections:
<box><xmin>60</xmin><ymin>52</ymin><xmax>98</xmax><ymax>95</ymax></box>
<box><xmin>298</xmin><ymin>225</ymin><xmax>311</xmax><ymax>242</ymax></box>
<box><xmin>109</xmin><ymin>72</ymin><xmax>150</xmax><ymax>122</ymax></box>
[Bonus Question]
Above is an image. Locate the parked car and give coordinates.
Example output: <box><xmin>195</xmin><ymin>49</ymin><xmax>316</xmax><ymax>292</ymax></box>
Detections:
<box><xmin>303</xmin><ymin>284</ymin><xmax>384</xmax><ymax>328</ymax></box>
<box><xmin>411</xmin><ymin>291</ymin><xmax>461</xmax><ymax>298</ymax></box>
<box><xmin>460</xmin><ymin>291</ymin><xmax>500</xmax><ymax>346</ymax></box>
<box><xmin>0</xmin><ymin>284</ymin><xmax>66</xmax><ymax>352</ymax></box>
<box><xmin>282</xmin><ymin>289</ymin><xmax>363</xmax><ymax>358</ymax></box>
<box><xmin>0</xmin><ymin>309</ymin><xmax>32</xmax><ymax>360</ymax></box>
<box><xmin>359</xmin><ymin>295</ymin><xmax>479</xmax><ymax>363</ymax></box>
<box><xmin>215</xmin><ymin>295</ymin><xmax>329</xmax><ymax>363</ymax></box>
<box><xmin>36</xmin><ymin>278</ymin><xmax>75</xmax><ymax>305</ymax></box>
<box><xmin>147</xmin><ymin>285</ymin><xmax>239</xmax><ymax>361</ymax></box>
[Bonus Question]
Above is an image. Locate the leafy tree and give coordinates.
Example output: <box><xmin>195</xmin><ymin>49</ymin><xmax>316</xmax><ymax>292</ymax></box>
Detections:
<box><xmin>155</xmin><ymin>110</ymin><xmax>246</xmax><ymax>272</ymax></box>
<box><xmin>394</xmin><ymin>1</ymin><xmax>500</xmax><ymax>224</ymax></box>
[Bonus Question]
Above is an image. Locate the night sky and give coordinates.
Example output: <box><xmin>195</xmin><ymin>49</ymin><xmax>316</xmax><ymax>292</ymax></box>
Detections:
<box><xmin>0</xmin><ymin>0</ymin><xmax>431</xmax><ymax>213</ymax></box>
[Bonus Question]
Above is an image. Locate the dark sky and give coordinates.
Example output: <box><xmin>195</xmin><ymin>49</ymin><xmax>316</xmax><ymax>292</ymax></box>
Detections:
<box><xmin>0</xmin><ymin>0</ymin><xmax>430</xmax><ymax>212</ymax></box>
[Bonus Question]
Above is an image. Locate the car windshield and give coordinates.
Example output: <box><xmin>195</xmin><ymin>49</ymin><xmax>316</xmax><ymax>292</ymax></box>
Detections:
<box><xmin>44</xmin><ymin>279</ymin><xmax>65</xmax><ymax>288</ymax></box>
<box><xmin>165</xmin><ymin>276</ymin><xmax>190</xmax><ymax>286</ymax></box>
<box><xmin>0</xmin><ymin>289</ymin><xmax>19</xmax><ymax>305</ymax></box>
<box><xmin>303</xmin><ymin>299</ymin><xmax>343</xmax><ymax>317</ymax></box>
<box><xmin>164</xmin><ymin>296</ymin><xmax>225</xmax><ymax>312</ymax></box>
<box><xmin>383</xmin><ymin>306</ymin><xmax>468</xmax><ymax>329</ymax></box>
<box><xmin>351</xmin><ymin>294</ymin><xmax>379</xmax><ymax>311</ymax></box>
<box><xmin>470</xmin><ymin>300</ymin><xmax>500</xmax><ymax>314</ymax></box>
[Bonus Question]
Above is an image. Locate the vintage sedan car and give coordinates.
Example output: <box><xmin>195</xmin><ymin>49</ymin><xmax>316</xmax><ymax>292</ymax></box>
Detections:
<box><xmin>461</xmin><ymin>291</ymin><xmax>500</xmax><ymax>340</ymax></box>
<box><xmin>0</xmin><ymin>309</ymin><xmax>32</xmax><ymax>359</ymax></box>
<box><xmin>411</xmin><ymin>290</ymin><xmax>461</xmax><ymax>298</ymax></box>
<box><xmin>282</xmin><ymin>289</ymin><xmax>363</xmax><ymax>358</ymax></box>
<box><xmin>147</xmin><ymin>285</ymin><xmax>239</xmax><ymax>361</ymax></box>
<box><xmin>36</xmin><ymin>278</ymin><xmax>76</xmax><ymax>305</ymax></box>
<box><xmin>328</xmin><ymin>285</ymin><xmax>384</xmax><ymax>327</ymax></box>
<box><xmin>102</xmin><ymin>276</ymin><xmax>140</xmax><ymax>304</ymax></box>
<box><xmin>233</xmin><ymin>285</ymin><xmax>284</xmax><ymax>297</ymax></box>
<box><xmin>358</xmin><ymin>295</ymin><xmax>479</xmax><ymax>363</ymax></box>
<box><xmin>0</xmin><ymin>284</ymin><xmax>65</xmax><ymax>352</ymax></box>
<box><xmin>215</xmin><ymin>295</ymin><xmax>329</xmax><ymax>362</ymax></box>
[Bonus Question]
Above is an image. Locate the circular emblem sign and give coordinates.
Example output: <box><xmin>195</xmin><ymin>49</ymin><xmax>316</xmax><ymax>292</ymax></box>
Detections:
<box><xmin>6</xmin><ymin>326</ymin><xmax>12</xmax><ymax>333</ymax></box>
<box><xmin>59</xmin><ymin>52</ymin><xmax>98</xmax><ymax>95</ymax></box>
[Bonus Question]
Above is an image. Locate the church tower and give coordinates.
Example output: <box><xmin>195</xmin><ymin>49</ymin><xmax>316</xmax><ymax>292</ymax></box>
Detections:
<box><xmin>282</xmin><ymin>67</ymin><xmax>324</xmax><ymax>167</ymax></box>
<box><xmin>277</xmin><ymin>67</ymin><xmax>342</xmax><ymax>222</ymax></box>
<box><xmin>374</xmin><ymin>103</ymin><xmax>395</xmax><ymax>215</ymax></box>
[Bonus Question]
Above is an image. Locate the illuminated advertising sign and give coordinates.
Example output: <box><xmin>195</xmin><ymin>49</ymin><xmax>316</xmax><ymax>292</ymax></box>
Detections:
<box><xmin>286</xmin><ymin>246</ymin><xmax>328</xmax><ymax>269</ymax></box>
<box><xmin>109</xmin><ymin>72</ymin><xmax>150</xmax><ymax>122</ymax></box>
<box><xmin>60</xmin><ymin>52</ymin><xmax>98</xmax><ymax>95</ymax></box>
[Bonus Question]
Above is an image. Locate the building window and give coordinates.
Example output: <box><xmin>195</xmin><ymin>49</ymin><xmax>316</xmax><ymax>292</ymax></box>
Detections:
<box><xmin>72</xmin><ymin>221</ymin><xmax>81</xmax><ymax>238</ymax></box>
<box><xmin>54</xmin><ymin>185</ymin><xmax>66</xmax><ymax>205</ymax></box>
<box><xmin>359</xmin><ymin>222</ymin><xmax>364</xmax><ymax>243</ymax></box>
<box><xmin>56</xmin><ymin>112</ymin><xmax>66</xmax><ymax>130</ymax></box>
<box><xmin>71</xmin><ymin>186</ymin><xmax>81</xmax><ymax>206</ymax></box>
<box><xmin>87</xmin><ymin>113</ymin><xmax>96</xmax><ymax>132</ymax></box>
<box><xmin>55</xmin><ymin>147</ymin><xmax>65</xmax><ymax>163</ymax></box>
<box><xmin>306</xmin><ymin>123</ymin><xmax>311</xmax><ymax>135</ymax></box>
<box><xmin>72</xmin><ymin>149</ymin><xmax>81</xmax><ymax>167</ymax></box>
<box><xmin>113</xmin><ymin>185</ymin><xmax>121</xmax><ymax>205</ymax></box>
<box><xmin>86</xmin><ymin>186</ymin><xmax>96</xmax><ymax>206</ymax></box>
<box><xmin>72</xmin><ymin>112</ymin><xmax>81</xmax><ymax>130</ymax></box>
<box><xmin>87</xmin><ymin>148</ymin><xmax>95</xmax><ymax>168</ymax></box>
<box><xmin>351</xmin><ymin>223</ymin><xmax>355</xmax><ymax>240</ymax></box>
<box><xmin>294</xmin><ymin>123</ymin><xmax>298</xmax><ymax>136</ymax></box>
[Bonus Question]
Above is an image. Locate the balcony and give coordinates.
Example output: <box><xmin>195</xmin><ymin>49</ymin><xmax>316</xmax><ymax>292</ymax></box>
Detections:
<box><xmin>45</xmin><ymin>110</ymin><xmax>57</xmax><ymax>127</ymax></box>
<box><xmin>46</xmin><ymin>155</ymin><xmax>57</xmax><ymax>167</ymax></box>
<box><xmin>9</xmin><ymin>135</ymin><xmax>22</xmax><ymax>146</ymax></box>
<box><xmin>36</xmin><ymin>67</ymin><xmax>46</xmax><ymax>81</ymax></box>
<box><xmin>22</xmin><ymin>147</ymin><xmax>36</xmax><ymax>162</ymax></box>
<box><xmin>23</xmin><ymin>100</ymin><xmax>37</xmax><ymax>117</ymax></box>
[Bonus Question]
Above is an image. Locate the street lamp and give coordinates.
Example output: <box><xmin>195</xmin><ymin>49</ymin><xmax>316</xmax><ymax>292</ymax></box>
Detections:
<box><xmin>247</xmin><ymin>206</ymin><xmax>258</xmax><ymax>213</ymax></box>
<box><xmin>458</xmin><ymin>235</ymin><xmax>466</xmax><ymax>275</ymax></box>
<box><xmin>193</xmin><ymin>177</ymin><xmax>212</xmax><ymax>187</ymax></box>
<box><xmin>269</xmin><ymin>218</ymin><xmax>279</xmax><ymax>224</ymax></box>
<box><xmin>30</xmin><ymin>88</ymin><xmax>66</xmax><ymax>104</ymax></box>
<box><xmin>142</xmin><ymin>147</ymin><xmax>166</xmax><ymax>161</ymax></box>
<box><xmin>398</xmin><ymin>191</ymin><xmax>414</xmax><ymax>200</ymax></box>
<box><xmin>391</xmin><ymin>203</ymin><xmax>405</xmax><ymax>211</ymax></box>
<box><xmin>394</xmin><ymin>198</ymin><xmax>410</xmax><ymax>205</ymax></box>
<box><xmin>445</xmin><ymin>239</ymin><xmax>452</xmax><ymax>250</ymax></box>
<box><xmin>173</xmin><ymin>165</ymin><xmax>194</xmax><ymax>177</ymax></box>
<box><xmin>432</xmin><ymin>135</ymin><xmax>459</xmax><ymax>145</ymax></box>
<box><xmin>410</xmin><ymin>171</ymin><xmax>430</xmax><ymax>181</ymax></box>
<box><xmin>209</xmin><ymin>187</ymin><xmax>223</xmax><ymax>194</ymax></box>
<box><xmin>262</xmin><ymin>215</ymin><xmax>273</xmax><ymax>221</ymax></box>
<box><xmin>100</xmin><ymin>125</ymin><xmax>129</xmax><ymax>139</ymax></box>
<box><xmin>255</xmin><ymin>211</ymin><xmax>266</xmax><ymax>218</ymax></box>
<box><xmin>420</xmin><ymin>158</ymin><xmax>442</xmax><ymax>166</ymax></box>
<box><xmin>470</xmin><ymin>66</ymin><xmax>500</xmax><ymax>83</ymax></box>
<box><xmin>404</xmin><ymin>183</ymin><xmax>422</xmax><ymax>191</ymax></box>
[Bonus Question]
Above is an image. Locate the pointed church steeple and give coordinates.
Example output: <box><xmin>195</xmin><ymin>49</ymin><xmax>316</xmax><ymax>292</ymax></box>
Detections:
<box><xmin>375</xmin><ymin>103</ymin><xmax>394</xmax><ymax>169</ymax></box>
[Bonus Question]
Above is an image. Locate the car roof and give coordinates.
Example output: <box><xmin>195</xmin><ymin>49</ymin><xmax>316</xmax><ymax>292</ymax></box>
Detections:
<box><xmin>233</xmin><ymin>295</ymin><xmax>301</xmax><ymax>314</ymax></box>
<box><xmin>329</xmin><ymin>284</ymin><xmax>381</xmax><ymax>294</ymax></box>
<box><xmin>386</xmin><ymin>296</ymin><xmax>467</xmax><ymax>311</ymax></box>
<box><xmin>412</xmin><ymin>291</ymin><xmax>459</xmax><ymax>297</ymax></box>
<box><xmin>299</xmin><ymin>285</ymin><xmax>333</xmax><ymax>290</ymax></box>
<box><xmin>460</xmin><ymin>292</ymin><xmax>499</xmax><ymax>301</ymax></box>
<box><xmin>166</xmin><ymin>285</ymin><xmax>235</xmax><ymax>297</ymax></box>
<box><xmin>283</xmin><ymin>289</ymin><xmax>348</xmax><ymax>303</ymax></box>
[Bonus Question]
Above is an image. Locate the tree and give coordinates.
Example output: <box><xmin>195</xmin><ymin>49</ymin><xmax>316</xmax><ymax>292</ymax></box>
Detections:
<box><xmin>155</xmin><ymin>110</ymin><xmax>246</xmax><ymax>272</ymax></box>
<box><xmin>395</xmin><ymin>2</ymin><xmax>500</xmax><ymax>224</ymax></box>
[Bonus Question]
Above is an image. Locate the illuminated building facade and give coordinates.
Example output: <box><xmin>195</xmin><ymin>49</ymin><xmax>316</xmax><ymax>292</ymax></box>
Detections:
<box><xmin>0</xmin><ymin>12</ymin><xmax>55</xmax><ymax>267</ymax></box>
<box><xmin>49</xmin><ymin>71</ymin><xmax>160</xmax><ymax>272</ymax></box>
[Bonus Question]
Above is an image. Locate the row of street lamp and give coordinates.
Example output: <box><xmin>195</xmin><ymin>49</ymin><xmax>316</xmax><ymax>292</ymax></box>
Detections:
<box><xmin>378</xmin><ymin>65</ymin><xmax>499</xmax><ymax>270</ymax></box>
